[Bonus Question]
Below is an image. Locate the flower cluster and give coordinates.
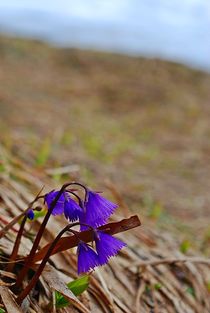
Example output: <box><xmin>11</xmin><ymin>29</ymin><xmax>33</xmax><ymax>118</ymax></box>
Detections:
<box><xmin>44</xmin><ymin>186</ymin><xmax>126</xmax><ymax>274</ymax></box>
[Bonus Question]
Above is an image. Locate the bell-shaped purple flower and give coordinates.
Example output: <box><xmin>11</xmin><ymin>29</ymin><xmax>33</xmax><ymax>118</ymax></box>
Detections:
<box><xmin>95</xmin><ymin>231</ymin><xmax>126</xmax><ymax>265</ymax></box>
<box><xmin>83</xmin><ymin>191</ymin><xmax>118</xmax><ymax>228</ymax></box>
<box><xmin>45</xmin><ymin>190</ymin><xmax>65</xmax><ymax>215</ymax></box>
<box><xmin>27</xmin><ymin>209</ymin><xmax>34</xmax><ymax>220</ymax></box>
<box><xmin>64</xmin><ymin>196</ymin><xmax>83</xmax><ymax>222</ymax></box>
<box><xmin>77</xmin><ymin>242</ymin><xmax>99</xmax><ymax>274</ymax></box>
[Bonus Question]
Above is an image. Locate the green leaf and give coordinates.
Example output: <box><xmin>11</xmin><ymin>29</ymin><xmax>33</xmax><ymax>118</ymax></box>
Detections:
<box><xmin>0</xmin><ymin>308</ymin><xmax>6</xmax><ymax>313</ymax></box>
<box><xmin>55</xmin><ymin>293</ymin><xmax>69</xmax><ymax>309</ymax></box>
<box><xmin>66</xmin><ymin>275</ymin><xmax>89</xmax><ymax>296</ymax></box>
<box><xmin>33</xmin><ymin>209</ymin><xmax>46</xmax><ymax>220</ymax></box>
<box><xmin>55</xmin><ymin>275</ymin><xmax>89</xmax><ymax>309</ymax></box>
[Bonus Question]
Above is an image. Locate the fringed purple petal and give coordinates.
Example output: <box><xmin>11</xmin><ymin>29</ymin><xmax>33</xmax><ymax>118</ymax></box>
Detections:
<box><xmin>95</xmin><ymin>231</ymin><xmax>126</xmax><ymax>265</ymax></box>
<box><xmin>45</xmin><ymin>190</ymin><xmax>65</xmax><ymax>215</ymax></box>
<box><xmin>64</xmin><ymin>196</ymin><xmax>83</xmax><ymax>222</ymax></box>
<box><xmin>84</xmin><ymin>191</ymin><xmax>118</xmax><ymax>228</ymax></box>
<box><xmin>78</xmin><ymin>212</ymin><xmax>88</xmax><ymax>231</ymax></box>
<box><xmin>77</xmin><ymin>242</ymin><xmax>99</xmax><ymax>274</ymax></box>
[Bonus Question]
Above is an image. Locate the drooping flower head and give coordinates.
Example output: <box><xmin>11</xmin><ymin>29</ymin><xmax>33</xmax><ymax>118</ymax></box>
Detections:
<box><xmin>76</xmin><ymin>231</ymin><xmax>126</xmax><ymax>273</ymax></box>
<box><xmin>45</xmin><ymin>186</ymin><xmax>125</xmax><ymax>274</ymax></box>
<box><xmin>64</xmin><ymin>195</ymin><xmax>83</xmax><ymax>222</ymax></box>
<box><xmin>77</xmin><ymin>242</ymin><xmax>99</xmax><ymax>274</ymax></box>
<box><xmin>94</xmin><ymin>231</ymin><xmax>126</xmax><ymax>265</ymax></box>
<box><xmin>45</xmin><ymin>190</ymin><xmax>65</xmax><ymax>215</ymax></box>
<box><xmin>27</xmin><ymin>209</ymin><xmax>35</xmax><ymax>220</ymax></box>
<box><xmin>45</xmin><ymin>190</ymin><xmax>82</xmax><ymax>221</ymax></box>
<box><xmin>81</xmin><ymin>191</ymin><xmax>118</xmax><ymax>229</ymax></box>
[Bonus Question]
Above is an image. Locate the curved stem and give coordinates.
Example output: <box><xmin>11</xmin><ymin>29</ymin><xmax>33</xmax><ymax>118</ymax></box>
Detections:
<box><xmin>16</xmin><ymin>223</ymin><xmax>89</xmax><ymax>304</ymax></box>
<box><xmin>66</xmin><ymin>190</ymin><xmax>84</xmax><ymax>209</ymax></box>
<box><xmin>67</xmin><ymin>182</ymin><xmax>88</xmax><ymax>203</ymax></box>
<box><xmin>6</xmin><ymin>215</ymin><xmax>27</xmax><ymax>273</ymax></box>
<box><xmin>14</xmin><ymin>182</ymin><xmax>85</xmax><ymax>289</ymax></box>
<box><xmin>0</xmin><ymin>190</ymin><xmax>44</xmax><ymax>239</ymax></box>
<box><xmin>15</xmin><ymin>183</ymin><xmax>69</xmax><ymax>288</ymax></box>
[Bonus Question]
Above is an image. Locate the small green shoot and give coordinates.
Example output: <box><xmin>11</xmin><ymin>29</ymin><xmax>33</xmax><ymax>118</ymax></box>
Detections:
<box><xmin>82</xmin><ymin>135</ymin><xmax>104</xmax><ymax>159</ymax></box>
<box><xmin>35</xmin><ymin>139</ymin><xmax>51</xmax><ymax>166</ymax></box>
<box><xmin>55</xmin><ymin>275</ymin><xmax>89</xmax><ymax>309</ymax></box>
<box><xmin>60</xmin><ymin>131</ymin><xmax>73</xmax><ymax>146</ymax></box>
<box><xmin>207</xmin><ymin>281</ymin><xmax>210</xmax><ymax>292</ymax></box>
<box><xmin>145</xmin><ymin>285</ymin><xmax>151</xmax><ymax>294</ymax></box>
<box><xmin>180</xmin><ymin>240</ymin><xmax>191</xmax><ymax>254</ymax></box>
<box><xmin>143</xmin><ymin>196</ymin><xmax>164</xmax><ymax>220</ymax></box>
<box><xmin>154</xmin><ymin>283</ymin><xmax>162</xmax><ymax>290</ymax></box>
<box><xmin>0</xmin><ymin>163</ymin><xmax>5</xmax><ymax>173</ymax></box>
<box><xmin>0</xmin><ymin>308</ymin><xmax>6</xmax><ymax>313</ymax></box>
<box><xmin>186</xmin><ymin>286</ymin><xmax>195</xmax><ymax>297</ymax></box>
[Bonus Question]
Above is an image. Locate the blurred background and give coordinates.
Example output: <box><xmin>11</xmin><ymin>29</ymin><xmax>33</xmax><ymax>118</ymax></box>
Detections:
<box><xmin>0</xmin><ymin>1</ymin><xmax>210</xmax><ymax>250</ymax></box>
<box><xmin>0</xmin><ymin>0</ymin><xmax>210</xmax><ymax>70</ymax></box>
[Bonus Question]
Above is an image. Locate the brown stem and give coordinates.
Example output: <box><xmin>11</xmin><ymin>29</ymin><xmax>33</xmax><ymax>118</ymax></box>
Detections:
<box><xmin>16</xmin><ymin>216</ymin><xmax>141</xmax><ymax>304</ymax></box>
<box><xmin>16</xmin><ymin>223</ymin><xmax>80</xmax><ymax>304</ymax></box>
<box><xmin>6</xmin><ymin>215</ymin><xmax>27</xmax><ymax>273</ymax></box>
<box><xmin>32</xmin><ymin>215</ymin><xmax>141</xmax><ymax>263</ymax></box>
<box><xmin>14</xmin><ymin>182</ymin><xmax>79</xmax><ymax>288</ymax></box>
<box><xmin>0</xmin><ymin>188</ymin><xmax>44</xmax><ymax>239</ymax></box>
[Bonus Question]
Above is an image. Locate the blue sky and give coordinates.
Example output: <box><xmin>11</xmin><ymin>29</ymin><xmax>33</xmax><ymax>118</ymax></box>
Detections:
<box><xmin>0</xmin><ymin>0</ymin><xmax>209</xmax><ymax>70</ymax></box>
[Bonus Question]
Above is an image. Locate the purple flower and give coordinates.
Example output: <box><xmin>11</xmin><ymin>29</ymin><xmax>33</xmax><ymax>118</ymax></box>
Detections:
<box><xmin>64</xmin><ymin>196</ymin><xmax>83</xmax><ymax>222</ymax></box>
<box><xmin>82</xmin><ymin>191</ymin><xmax>118</xmax><ymax>228</ymax></box>
<box><xmin>77</xmin><ymin>242</ymin><xmax>99</xmax><ymax>274</ymax></box>
<box><xmin>45</xmin><ymin>191</ymin><xmax>65</xmax><ymax>215</ymax></box>
<box><xmin>94</xmin><ymin>231</ymin><xmax>126</xmax><ymax>265</ymax></box>
<box><xmin>45</xmin><ymin>190</ymin><xmax>83</xmax><ymax>221</ymax></box>
<box><xmin>27</xmin><ymin>209</ymin><xmax>34</xmax><ymax>220</ymax></box>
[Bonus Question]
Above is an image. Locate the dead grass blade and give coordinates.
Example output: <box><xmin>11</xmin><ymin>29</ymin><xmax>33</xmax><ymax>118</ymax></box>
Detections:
<box><xmin>0</xmin><ymin>286</ymin><xmax>23</xmax><ymax>313</ymax></box>
<box><xmin>1</xmin><ymin>150</ymin><xmax>210</xmax><ymax>312</ymax></box>
<box><xmin>42</xmin><ymin>265</ymin><xmax>91</xmax><ymax>313</ymax></box>
<box><xmin>135</xmin><ymin>281</ymin><xmax>145</xmax><ymax>313</ymax></box>
<box><xmin>89</xmin><ymin>275</ymin><xmax>115</xmax><ymax>313</ymax></box>
<box><xmin>32</xmin><ymin>215</ymin><xmax>141</xmax><ymax>263</ymax></box>
<box><xmin>0</xmin><ymin>270</ymin><xmax>16</xmax><ymax>280</ymax></box>
<box><xmin>0</xmin><ymin>186</ymin><xmax>44</xmax><ymax>239</ymax></box>
<box><xmin>129</xmin><ymin>256</ymin><xmax>210</xmax><ymax>268</ymax></box>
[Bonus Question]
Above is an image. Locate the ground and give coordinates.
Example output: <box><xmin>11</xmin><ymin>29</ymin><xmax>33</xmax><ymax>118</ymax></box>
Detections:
<box><xmin>0</xmin><ymin>35</ymin><xmax>210</xmax><ymax>255</ymax></box>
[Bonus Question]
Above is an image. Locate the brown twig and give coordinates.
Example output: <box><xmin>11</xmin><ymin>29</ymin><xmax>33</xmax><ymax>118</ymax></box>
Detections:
<box><xmin>15</xmin><ymin>215</ymin><xmax>141</xmax><ymax>303</ymax></box>
<box><xmin>32</xmin><ymin>215</ymin><xmax>141</xmax><ymax>263</ymax></box>
<box><xmin>0</xmin><ymin>186</ymin><xmax>44</xmax><ymax>239</ymax></box>
<box><xmin>14</xmin><ymin>183</ymin><xmax>68</xmax><ymax>288</ymax></box>
<box><xmin>129</xmin><ymin>257</ymin><xmax>210</xmax><ymax>268</ymax></box>
<box><xmin>15</xmin><ymin>182</ymin><xmax>88</xmax><ymax>288</ymax></box>
<box><xmin>6</xmin><ymin>215</ymin><xmax>27</xmax><ymax>273</ymax></box>
<box><xmin>16</xmin><ymin>223</ymin><xmax>80</xmax><ymax>304</ymax></box>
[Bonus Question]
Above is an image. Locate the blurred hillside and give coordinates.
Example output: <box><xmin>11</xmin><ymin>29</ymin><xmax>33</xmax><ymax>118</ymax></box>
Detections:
<box><xmin>0</xmin><ymin>36</ymin><xmax>210</xmax><ymax>250</ymax></box>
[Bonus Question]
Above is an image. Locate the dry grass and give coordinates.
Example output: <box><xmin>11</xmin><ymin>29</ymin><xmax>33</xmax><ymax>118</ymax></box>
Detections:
<box><xmin>0</xmin><ymin>145</ymin><xmax>209</xmax><ymax>312</ymax></box>
<box><xmin>0</xmin><ymin>36</ymin><xmax>210</xmax><ymax>231</ymax></box>
<box><xmin>0</xmin><ymin>35</ymin><xmax>210</xmax><ymax>312</ymax></box>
